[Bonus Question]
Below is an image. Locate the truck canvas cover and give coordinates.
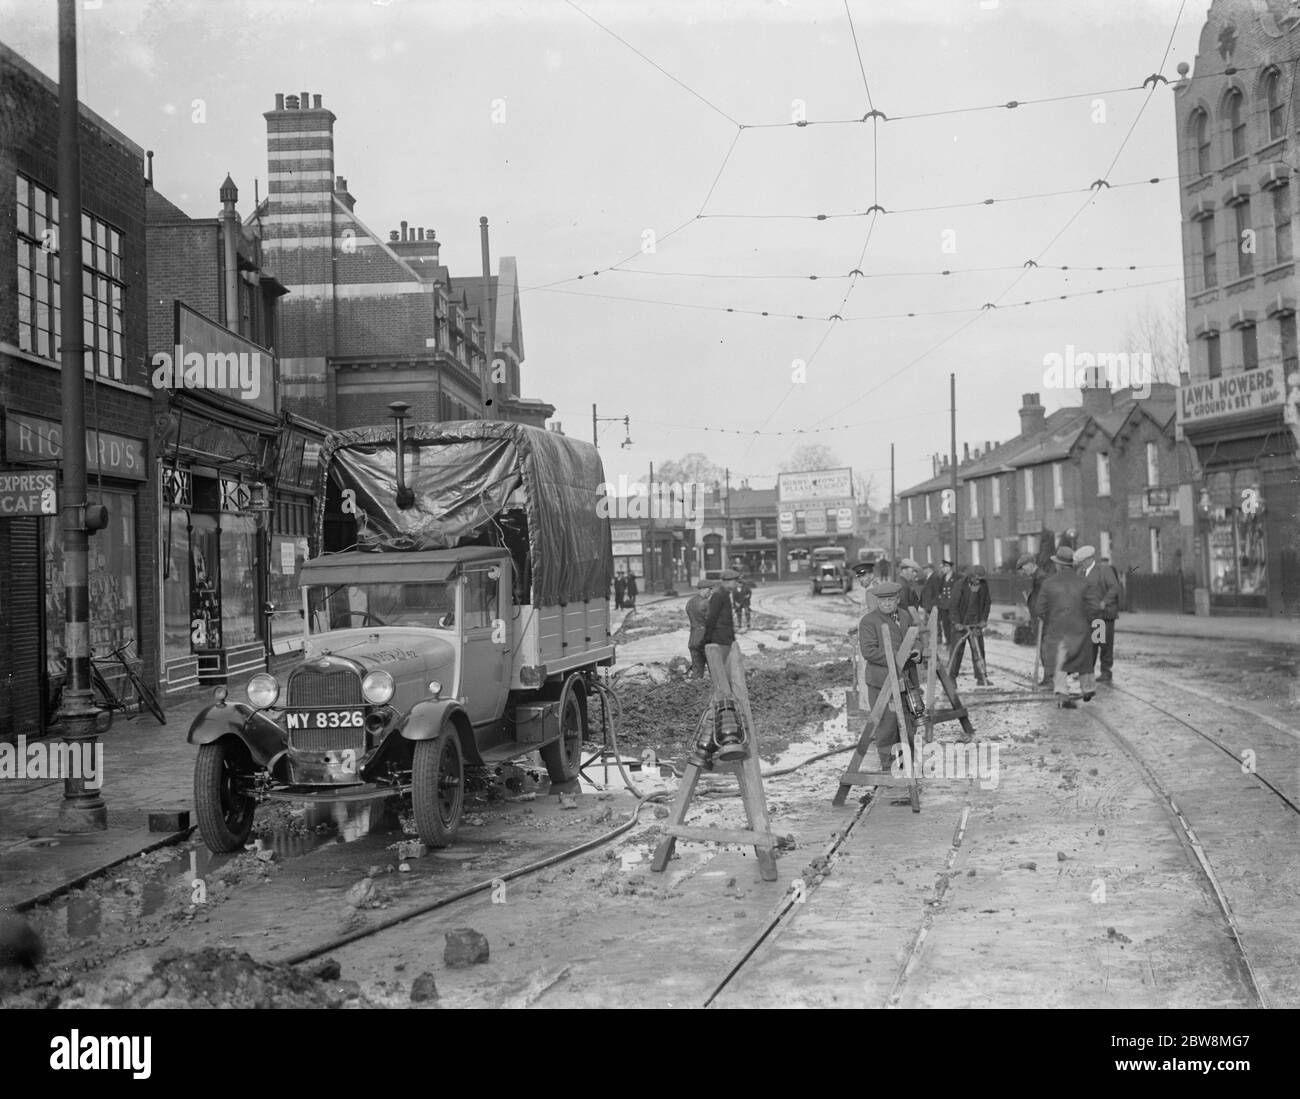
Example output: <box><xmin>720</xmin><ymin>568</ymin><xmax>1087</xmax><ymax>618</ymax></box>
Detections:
<box><xmin>316</xmin><ymin>420</ymin><xmax>613</xmax><ymax>606</ymax></box>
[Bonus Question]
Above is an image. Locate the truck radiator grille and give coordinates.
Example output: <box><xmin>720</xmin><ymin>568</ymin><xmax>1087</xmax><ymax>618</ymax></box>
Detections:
<box><xmin>287</xmin><ymin>726</ymin><xmax>366</xmax><ymax>753</ymax></box>
<box><xmin>287</xmin><ymin>668</ymin><xmax>362</xmax><ymax>708</ymax></box>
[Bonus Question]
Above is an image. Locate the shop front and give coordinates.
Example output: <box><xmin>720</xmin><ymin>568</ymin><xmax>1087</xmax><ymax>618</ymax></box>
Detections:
<box><xmin>266</xmin><ymin>416</ymin><xmax>324</xmax><ymax>662</ymax></box>
<box><xmin>1178</xmin><ymin>366</ymin><xmax>1300</xmax><ymax>616</ymax></box>
<box><xmin>1</xmin><ymin>412</ymin><xmax>149</xmax><ymax>735</ymax></box>
<box><xmin>156</xmin><ymin>305</ymin><xmax>281</xmax><ymax>687</ymax></box>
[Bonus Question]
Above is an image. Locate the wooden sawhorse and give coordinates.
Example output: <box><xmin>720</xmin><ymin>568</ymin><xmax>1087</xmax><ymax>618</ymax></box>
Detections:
<box><xmin>651</xmin><ymin>644</ymin><xmax>778</xmax><ymax>880</ymax></box>
<box><xmin>836</xmin><ymin>613</ymin><xmax>975</xmax><ymax>811</ymax></box>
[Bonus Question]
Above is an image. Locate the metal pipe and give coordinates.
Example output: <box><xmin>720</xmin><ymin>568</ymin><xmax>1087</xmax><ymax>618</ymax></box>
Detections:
<box><xmin>479</xmin><ymin>216</ymin><xmax>494</xmax><ymax>418</ymax></box>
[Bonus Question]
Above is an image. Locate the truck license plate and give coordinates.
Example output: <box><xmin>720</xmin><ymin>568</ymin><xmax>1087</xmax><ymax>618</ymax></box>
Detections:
<box><xmin>286</xmin><ymin>709</ymin><xmax>364</xmax><ymax>730</ymax></box>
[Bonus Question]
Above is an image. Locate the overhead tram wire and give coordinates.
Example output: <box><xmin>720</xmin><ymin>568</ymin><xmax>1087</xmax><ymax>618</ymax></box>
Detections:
<box><xmin>739</xmin><ymin>0</ymin><xmax>882</xmax><ymax>459</ymax></box>
<box><xmin>800</xmin><ymin>1</ymin><xmax>1190</xmax><ymax>433</ymax></box>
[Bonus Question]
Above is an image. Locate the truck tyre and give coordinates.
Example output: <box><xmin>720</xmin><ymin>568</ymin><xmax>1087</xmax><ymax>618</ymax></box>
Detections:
<box><xmin>194</xmin><ymin>740</ymin><xmax>256</xmax><ymax>853</ymax></box>
<box><xmin>412</xmin><ymin>731</ymin><xmax>464</xmax><ymax>848</ymax></box>
<box><xmin>540</xmin><ymin>680</ymin><xmax>585</xmax><ymax>784</ymax></box>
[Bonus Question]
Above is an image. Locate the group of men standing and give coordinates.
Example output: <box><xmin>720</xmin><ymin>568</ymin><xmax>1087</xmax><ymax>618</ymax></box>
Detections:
<box><xmin>1019</xmin><ymin>543</ymin><xmax>1120</xmax><ymax>706</ymax></box>
<box><xmin>613</xmin><ymin>571</ymin><xmax>638</xmax><ymax>609</ymax></box>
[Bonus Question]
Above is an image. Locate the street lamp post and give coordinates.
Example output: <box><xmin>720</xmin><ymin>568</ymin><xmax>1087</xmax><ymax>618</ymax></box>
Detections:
<box><xmin>55</xmin><ymin>0</ymin><xmax>108</xmax><ymax>832</ymax></box>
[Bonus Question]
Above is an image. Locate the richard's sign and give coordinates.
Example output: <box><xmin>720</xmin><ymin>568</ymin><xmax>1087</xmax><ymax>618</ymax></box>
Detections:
<box><xmin>1177</xmin><ymin>366</ymin><xmax>1284</xmax><ymax>428</ymax></box>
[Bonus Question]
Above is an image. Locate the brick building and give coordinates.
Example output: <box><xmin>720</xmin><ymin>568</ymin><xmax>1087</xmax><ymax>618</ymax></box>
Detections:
<box><xmin>896</xmin><ymin>386</ymin><xmax>1197</xmax><ymax>608</ymax></box>
<box><xmin>254</xmin><ymin>91</ymin><xmax>553</xmax><ymax>430</ymax></box>
<box><xmin>146</xmin><ymin>173</ymin><xmax>328</xmax><ymax>687</ymax></box>
<box><xmin>0</xmin><ymin>42</ymin><xmax>158</xmax><ymax>736</ymax></box>
<box><xmin>1173</xmin><ymin>0</ymin><xmax>1300</xmax><ymax>615</ymax></box>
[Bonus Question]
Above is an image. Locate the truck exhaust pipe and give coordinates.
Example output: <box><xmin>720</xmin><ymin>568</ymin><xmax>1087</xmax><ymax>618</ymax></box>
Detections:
<box><xmin>388</xmin><ymin>401</ymin><xmax>416</xmax><ymax>510</ymax></box>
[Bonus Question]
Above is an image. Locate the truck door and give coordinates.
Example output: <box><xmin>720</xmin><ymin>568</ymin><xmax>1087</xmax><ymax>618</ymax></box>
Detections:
<box><xmin>459</xmin><ymin>563</ymin><xmax>510</xmax><ymax>727</ymax></box>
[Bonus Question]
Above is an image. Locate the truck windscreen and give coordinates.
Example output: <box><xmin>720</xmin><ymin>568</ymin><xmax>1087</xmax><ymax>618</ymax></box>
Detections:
<box><xmin>307</xmin><ymin>582</ymin><xmax>455</xmax><ymax>632</ymax></box>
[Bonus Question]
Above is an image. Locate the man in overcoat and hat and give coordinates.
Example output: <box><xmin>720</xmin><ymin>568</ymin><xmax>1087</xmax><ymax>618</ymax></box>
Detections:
<box><xmin>857</xmin><ymin>580</ymin><xmax>924</xmax><ymax>776</ymax></box>
<box><xmin>1033</xmin><ymin>545</ymin><xmax>1096</xmax><ymax>707</ymax></box>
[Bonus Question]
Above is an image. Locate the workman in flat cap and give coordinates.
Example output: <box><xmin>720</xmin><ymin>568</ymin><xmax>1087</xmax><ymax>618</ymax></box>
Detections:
<box><xmin>857</xmin><ymin>579</ymin><xmax>924</xmax><ymax>778</ymax></box>
<box><xmin>697</xmin><ymin>568</ymin><xmax>747</xmax><ymax>760</ymax></box>
<box><xmin>1018</xmin><ymin>551</ymin><xmax>1049</xmax><ymax>686</ymax></box>
<box><xmin>950</xmin><ymin>564</ymin><xmax>991</xmax><ymax>685</ymax></box>
<box><xmin>685</xmin><ymin>577</ymin><xmax>713</xmax><ymax>679</ymax></box>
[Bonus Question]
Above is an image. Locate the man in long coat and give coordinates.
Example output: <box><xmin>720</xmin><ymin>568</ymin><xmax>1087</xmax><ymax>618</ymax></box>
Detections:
<box><xmin>1077</xmin><ymin>545</ymin><xmax>1121</xmax><ymax>683</ymax></box>
<box><xmin>1018</xmin><ymin>552</ymin><xmax>1049</xmax><ymax>686</ymax></box>
<box><xmin>1033</xmin><ymin>545</ymin><xmax>1095</xmax><ymax>707</ymax></box>
<box><xmin>858</xmin><ymin>580</ymin><xmax>924</xmax><ymax>774</ymax></box>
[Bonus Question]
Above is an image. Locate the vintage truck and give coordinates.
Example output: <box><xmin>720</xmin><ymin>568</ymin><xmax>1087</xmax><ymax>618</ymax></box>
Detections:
<box><xmin>809</xmin><ymin>545</ymin><xmax>853</xmax><ymax>595</ymax></box>
<box><xmin>188</xmin><ymin>418</ymin><xmax>616</xmax><ymax>852</ymax></box>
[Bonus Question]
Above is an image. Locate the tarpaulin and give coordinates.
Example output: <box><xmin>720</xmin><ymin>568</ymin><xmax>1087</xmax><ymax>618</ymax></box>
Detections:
<box><xmin>315</xmin><ymin>421</ymin><xmax>614</xmax><ymax>606</ymax></box>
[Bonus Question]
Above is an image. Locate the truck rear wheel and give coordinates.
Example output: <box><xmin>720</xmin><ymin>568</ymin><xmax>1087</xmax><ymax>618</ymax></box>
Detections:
<box><xmin>540</xmin><ymin>681</ymin><xmax>585</xmax><ymax>784</ymax></box>
<box><xmin>194</xmin><ymin>740</ymin><xmax>256</xmax><ymax>853</ymax></box>
<box><xmin>412</xmin><ymin>732</ymin><xmax>464</xmax><ymax>848</ymax></box>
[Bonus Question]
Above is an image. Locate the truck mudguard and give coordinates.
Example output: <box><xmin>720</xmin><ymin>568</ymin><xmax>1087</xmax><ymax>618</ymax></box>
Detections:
<box><xmin>187</xmin><ymin>702</ymin><xmax>288</xmax><ymax>766</ymax></box>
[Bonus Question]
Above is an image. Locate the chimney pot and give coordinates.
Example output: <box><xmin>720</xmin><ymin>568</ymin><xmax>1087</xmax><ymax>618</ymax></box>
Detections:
<box><xmin>300</xmin><ymin>91</ymin><xmax>309</xmax><ymax>109</ymax></box>
<box><xmin>418</xmin><ymin>227</ymin><xmax>425</xmax><ymax>240</ymax></box>
<box><xmin>275</xmin><ymin>93</ymin><xmax>285</xmax><ymax>110</ymax></box>
<box><xmin>389</xmin><ymin>230</ymin><xmax>400</xmax><ymax>242</ymax></box>
<box><xmin>285</xmin><ymin>95</ymin><xmax>299</xmax><ymax>110</ymax></box>
<box><xmin>985</xmin><ymin>440</ymin><xmax>991</xmax><ymax>453</ymax></box>
<box><xmin>401</xmin><ymin>220</ymin><xmax>408</xmax><ymax>241</ymax></box>
<box><xmin>313</xmin><ymin>94</ymin><xmax>322</xmax><ymax>109</ymax></box>
<box><xmin>963</xmin><ymin>443</ymin><xmax>970</xmax><ymax>461</ymax></box>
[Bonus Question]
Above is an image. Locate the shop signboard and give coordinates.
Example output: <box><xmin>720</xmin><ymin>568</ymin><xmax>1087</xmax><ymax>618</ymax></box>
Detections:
<box><xmin>0</xmin><ymin>470</ymin><xmax>57</xmax><ymax>517</ymax></box>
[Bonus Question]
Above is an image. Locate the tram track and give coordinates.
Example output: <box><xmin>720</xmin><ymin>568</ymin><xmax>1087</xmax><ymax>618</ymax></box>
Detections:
<box><xmin>976</xmin><ymin>651</ymin><xmax>1291</xmax><ymax>1007</ymax></box>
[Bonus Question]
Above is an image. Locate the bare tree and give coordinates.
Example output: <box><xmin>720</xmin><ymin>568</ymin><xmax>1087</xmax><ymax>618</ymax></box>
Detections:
<box><xmin>779</xmin><ymin>444</ymin><xmax>842</xmax><ymax>473</ymax></box>
<box><xmin>1123</xmin><ymin>290</ymin><xmax>1189</xmax><ymax>385</ymax></box>
<box><xmin>854</xmin><ymin>471</ymin><xmax>878</xmax><ymax>509</ymax></box>
<box><xmin>656</xmin><ymin>451</ymin><xmax>724</xmax><ymax>487</ymax></box>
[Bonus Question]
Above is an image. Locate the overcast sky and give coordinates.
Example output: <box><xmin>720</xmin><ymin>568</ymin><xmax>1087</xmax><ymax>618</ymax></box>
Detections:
<box><xmin>0</xmin><ymin>0</ymin><xmax>1205</xmax><ymax>500</ymax></box>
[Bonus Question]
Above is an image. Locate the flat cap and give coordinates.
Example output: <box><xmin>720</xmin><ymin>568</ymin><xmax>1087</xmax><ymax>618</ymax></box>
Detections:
<box><xmin>968</xmin><ymin>565</ymin><xmax>987</xmax><ymax>578</ymax></box>
<box><xmin>697</xmin><ymin>578</ymin><xmax>714</xmax><ymax>589</ymax></box>
<box><xmin>872</xmin><ymin>580</ymin><xmax>903</xmax><ymax>596</ymax></box>
<box><xmin>900</xmin><ymin>558</ymin><xmax>922</xmax><ymax>571</ymax></box>
<box><xmin>721</xmin><ymin>568</ymin><xmax>740</xmax><ymax>580</ymax></box>
<box><xmin>1016</xmin><ymin>552</ymin><xmax>1036</xmax><ymax>568</ymax></box>
<box><xmin>1074</xmin><ymin>544</ymin><xmax>1096</xmax><ymax>562</ymax></box>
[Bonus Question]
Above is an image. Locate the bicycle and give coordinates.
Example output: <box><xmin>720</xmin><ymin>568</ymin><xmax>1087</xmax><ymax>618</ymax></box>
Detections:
<box><xmin>47</xmin><ymin>641</ymin><xmax>166</xmax><ymax>725</ymax></box>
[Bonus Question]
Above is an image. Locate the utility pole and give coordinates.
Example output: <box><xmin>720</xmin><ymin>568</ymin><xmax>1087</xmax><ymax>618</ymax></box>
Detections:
<box><xmin>479</xmin><ymin>216</ymin><xmax>494</xmax><ymax>419</ymax></box>
<box><xmin>592</xmin><ymin>403</ymin><xmax>598</xmax><ymax>448</ymax></box>
<box><xmin>950</xmin><ymin>373</ymin><xmax>960</xmax><ymax>568</ymax></box>
<box><xmin>647</xmin><ymin>460</ymin><xmax>655</xmax><ymax>593</ymax></box>
<box><xmin>889</xmin><ymin>443</ymin><xmax>897</xmax><ymax>570</ymax></box>
<box><xmin>56</xmin><ymin>0</ymin><xmax>107</xmax><ymax>832</ymax></box>
<box><xmin>723</xmin><ymin>466</ymin><xmax>731</xmax><ymax>573</ymax></box>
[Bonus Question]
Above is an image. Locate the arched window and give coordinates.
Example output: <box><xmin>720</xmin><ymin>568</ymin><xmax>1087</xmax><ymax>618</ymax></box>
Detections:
<box><xmin>1225</xmin><ymin>88</ymin><xmax>1247</xmax><ymax>159</ymax></box>
<box><xmin>1264</xmin><ymin>69</ymin><xmax>1285</xmax><ymax>141</ymax></box>
<box><xmin>1193</xmin><ymin>109</ymin><xmax>1211</xmax><ymax>174</ymax></box>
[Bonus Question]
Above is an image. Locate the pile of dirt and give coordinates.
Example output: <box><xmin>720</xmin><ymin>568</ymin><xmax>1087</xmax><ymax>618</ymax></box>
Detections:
<box><xmin>605</xmin><ymin>655</ymin><xmax>848</xmax><ymax>762</ymax></box>
<box><xmin>58</xmin><ymin>947</ymin><xmax>375</xmax><ymax>1009</ymax></box>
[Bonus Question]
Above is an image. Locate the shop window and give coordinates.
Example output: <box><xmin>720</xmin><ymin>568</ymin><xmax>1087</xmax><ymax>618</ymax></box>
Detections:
<box><xmin>219</xmin><ymin>515</ymin><xmax>261</xmax><ymax>649</ymax></box>
<box><xmin>1205</xmin><ymin>468</ymin><xmax>1267</xmax><ymax>601</ymax></box>
<box><xmin>162</xmin><ymin>513</ymin><xmax>193</xmax><ymax>666</ymax></box>
<box><xmin>45</xmin><ymin>487</ymin><xmax>137</xmax><ymax>665</ymax></box>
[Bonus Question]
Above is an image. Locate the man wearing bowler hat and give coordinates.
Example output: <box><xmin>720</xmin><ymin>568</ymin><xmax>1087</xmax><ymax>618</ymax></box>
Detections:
<box><xmin>1034</xmin><ymin>545</ymin><xmax>1095</xmax><ymax>707</ymax></box>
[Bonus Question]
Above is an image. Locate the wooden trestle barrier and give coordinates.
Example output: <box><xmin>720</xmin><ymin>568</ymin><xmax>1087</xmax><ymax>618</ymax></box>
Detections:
<box><xmin>835</xmin><ymin>611</ymin><xmax>975</xmax><ymax>811</ymax></box>
<box><xmin>651</xmin><ymin>644</ymin><xmax>778</xmax><ymax>880</ymax></box>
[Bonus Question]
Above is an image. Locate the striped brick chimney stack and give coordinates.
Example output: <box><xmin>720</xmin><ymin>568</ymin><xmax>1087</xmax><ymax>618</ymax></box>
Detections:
<box><xmin>263</xmin><ymin>91</ymin><xmax>337</xmax><ymax>357</ymax></box>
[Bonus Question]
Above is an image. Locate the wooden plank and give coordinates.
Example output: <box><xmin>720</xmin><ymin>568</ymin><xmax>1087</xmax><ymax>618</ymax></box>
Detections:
<box><xmin>924</xmin><ymin>611</ymin><xmax>939</xmax><ymax>744</ymax></box>
<box><xmin>665</xmin><ymin>824</ymin><xmax>777</xmax><ymax>847</ymax></box>
<box><xmin>839</xmin><ymin>770</ymin><xmax>914</xmax><ymax>788</ymax></box>
<box><xmin>726</xmin><ymin>645</ymin><xmax>779</xmax><ymax>880</ymax></box>
<box><xmin>882</xmin><ymin>624</ymin><xmax>921</xmax><ymax>813</ymax></box>
<box><xmin>651</xmin><ymin>757</ymin><xmax>703</xmax><ymax>872</ymax></box>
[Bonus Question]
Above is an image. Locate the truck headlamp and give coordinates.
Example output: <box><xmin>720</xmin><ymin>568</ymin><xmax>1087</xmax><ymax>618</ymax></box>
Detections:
<box><xmin>428</xmin><ymin>680</ymin><xmax>442</xmax><ymax>699</ymax></box>
<box><xmin>247</xmin><ymin>673</ymin><xmax>280</xmax><ymax>709</ymax></box>
<box><xmin>362</xmin><ymin>670</ymin><xmax>395</xmax><ymax>705</ymax></box>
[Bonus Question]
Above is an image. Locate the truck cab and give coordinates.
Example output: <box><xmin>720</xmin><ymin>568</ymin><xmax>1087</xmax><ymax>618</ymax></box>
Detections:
<box><xmin>810</xmin><ymin>546</ymin><xmax>852</xmax><ymax>595</ymax></box>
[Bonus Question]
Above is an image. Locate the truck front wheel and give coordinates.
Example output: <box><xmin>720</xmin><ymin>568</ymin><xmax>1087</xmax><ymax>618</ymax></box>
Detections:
<box><xmin>412</xmin><ymin>732</ymin><xmax>464</xmax><ymax>848</ymax></box>
<box><xmin>194</xmin><ymin>739</ymin><xmax>256</xmax><ymax>853</ymax></box>
<box><xmin>540</xmin><ymin>682</ymin><xmax>585</xmax><ymax>784</ymax></box>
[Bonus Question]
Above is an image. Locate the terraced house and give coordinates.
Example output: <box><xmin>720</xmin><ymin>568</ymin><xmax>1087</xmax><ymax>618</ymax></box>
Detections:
<box><xmin>895</xmin><ymin>387</ymin><xmax>1198</xmax><ymax>612</ymax></box>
